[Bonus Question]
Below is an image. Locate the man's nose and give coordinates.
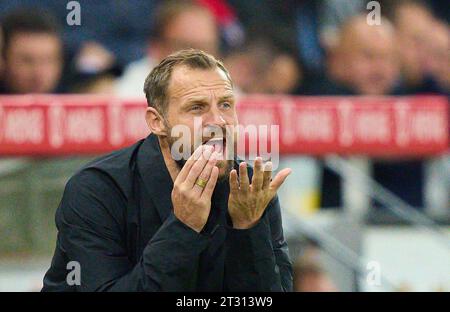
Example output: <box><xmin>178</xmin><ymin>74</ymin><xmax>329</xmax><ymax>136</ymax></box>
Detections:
<box><xmin>204</xmin><ymin>106</ymin><xmax>226</xmax><ymax>127</ymax></box>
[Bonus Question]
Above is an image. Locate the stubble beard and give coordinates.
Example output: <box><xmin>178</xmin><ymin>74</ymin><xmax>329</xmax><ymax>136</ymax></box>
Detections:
<box><xmin>164</xmin><ymin>125</ymin><xmax>235</xmax><ymax>182</ymax></box>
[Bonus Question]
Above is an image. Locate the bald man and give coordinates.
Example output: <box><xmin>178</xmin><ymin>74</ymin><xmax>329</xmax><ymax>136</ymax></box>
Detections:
<box><xmin>329</xmin><ymin>15</ymin><xmax>400</xmax><ymax>95</ymax></box>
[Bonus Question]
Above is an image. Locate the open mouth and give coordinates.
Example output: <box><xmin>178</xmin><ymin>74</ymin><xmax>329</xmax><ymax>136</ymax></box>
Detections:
<box><xmin>203</xmin><ymin>137</ymin><xmax>226</xmax><ymax>155</ymax></box>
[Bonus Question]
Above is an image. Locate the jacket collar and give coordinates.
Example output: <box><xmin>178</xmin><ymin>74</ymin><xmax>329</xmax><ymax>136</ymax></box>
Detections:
<box><xmin>136</xmin><ymin>134</ymin><xmax>174</xmax><ymax>222</ymax></box>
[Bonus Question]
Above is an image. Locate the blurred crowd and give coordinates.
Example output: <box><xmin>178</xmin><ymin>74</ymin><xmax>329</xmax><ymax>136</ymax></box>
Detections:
<box><xmin>0</xmin><ymin>0</ymin><xmax>448</xmax><ymax>292</ymax></box>
<box><xmin>0</xmin><ymin>0</ymin><xmax>447</xmax><ymax>97</ymax></box>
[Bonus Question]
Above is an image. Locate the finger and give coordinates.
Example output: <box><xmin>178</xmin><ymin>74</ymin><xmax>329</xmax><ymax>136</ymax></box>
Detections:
<box><xmin>251</xmin><ymin>157</ymin><xmax>264</xmax><ymax>191</ymax></box>
<box><xmin>176</xmin><ymin>144</ymin><xmax>209</xmax><ymax>183</ymax></box>
<box><xmin>192</xmin><ymin>152</ymin><xmax>218</xmax><ymax>195</ymax></box>
<box><xmin>269</xmin><ymin>168</ymin><xmax>292</xmax><ymax>192</ymax></box>
<box><xmin>185</xmin><ymin>146</ymin><xmax>214</xmax><ymax>187</ymax></box>
<box><xmin>238</xmin><ymin>162</ymin><xmax>249</xmax><ymax>191</ymax></box>
<box><xmin>262</xmin><ymin>161</ymin><xmax>272</xmax><ymax>189</ymax></box>
<box><xmin>229</xmin><ymin>169</ymin><xmax>239</xmax><ymax>193</ymax></box>
<box><xmin>201</xmin><ymin>165</ymin><xmax>219</xmax><ymax>200</ymax></box>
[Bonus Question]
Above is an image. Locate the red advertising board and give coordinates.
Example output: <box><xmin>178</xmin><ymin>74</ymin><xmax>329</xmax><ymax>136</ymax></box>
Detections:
<box><xmin>0</xmin><ymin>95</ymin><xmax>447</xmax><ymax>156</ymax></box>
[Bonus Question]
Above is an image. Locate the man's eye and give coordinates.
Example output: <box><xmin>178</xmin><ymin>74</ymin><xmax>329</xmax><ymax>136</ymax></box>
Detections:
<box><xmin>190</xmin><ymin>105</ymin><xmax>203</xmax><ymax>111</ymax></box>
<box><xmin>220</xmin><ymin>102</ymin><xmax>232</xmax><ymax>110</ymax></box>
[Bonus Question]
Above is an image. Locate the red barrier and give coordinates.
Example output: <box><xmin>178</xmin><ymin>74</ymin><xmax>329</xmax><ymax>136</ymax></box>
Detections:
<box><xmin>0</xmin><ymin>95</ymin><xmax>448</xmax><ymax>156</ymax></box>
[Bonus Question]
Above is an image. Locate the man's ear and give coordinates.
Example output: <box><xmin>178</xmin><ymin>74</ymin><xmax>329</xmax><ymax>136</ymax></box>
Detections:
<box><xmin>146</xmin><ymin>107</ymin><xmax>168</xmax><ymax>136</ymax></box>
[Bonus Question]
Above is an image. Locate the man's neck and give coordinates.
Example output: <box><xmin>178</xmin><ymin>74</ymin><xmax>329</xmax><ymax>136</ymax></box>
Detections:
<box><xmin>158</xmin><ymin>136</ymin><xmax>180</xmax><ymax>182</ymax></box>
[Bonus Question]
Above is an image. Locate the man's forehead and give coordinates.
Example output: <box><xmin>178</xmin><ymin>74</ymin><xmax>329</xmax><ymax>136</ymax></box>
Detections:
<box><xmin>169</xmin><ymin>66</ymin><xmax>233</xmax><ymax>99</ymax></box>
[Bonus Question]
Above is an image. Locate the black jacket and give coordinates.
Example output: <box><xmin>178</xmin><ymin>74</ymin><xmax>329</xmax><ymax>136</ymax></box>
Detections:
<box><xmin>42</xmin><ymin>134</ymin><xmax>293</xmax><ymax>291</ymax></box>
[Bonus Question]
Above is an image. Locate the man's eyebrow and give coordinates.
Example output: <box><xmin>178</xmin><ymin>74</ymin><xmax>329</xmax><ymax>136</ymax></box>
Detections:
<box><xmin>184</xmin><ymin>97</ymin><xmax>210</xmax><ymax>104</ymax></box>
<box><xmin>218</xmin><ymin>94</ymin><xmax>235</xmax><ymax>101</ymax></box>
<box><xmin>183</xmin><ymin>94</ymin><xmax>235</xmax><ymax>104</ymax></box>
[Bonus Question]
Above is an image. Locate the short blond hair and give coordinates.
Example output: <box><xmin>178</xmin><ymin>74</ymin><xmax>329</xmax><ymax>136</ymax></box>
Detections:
<box><xmin>143</xmin><ymin>49</ymin><xmax>232</xmax><ymax>114</ymax></box>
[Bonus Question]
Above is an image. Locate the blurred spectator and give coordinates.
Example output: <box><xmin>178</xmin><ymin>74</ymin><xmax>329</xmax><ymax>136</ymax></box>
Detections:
<box><xmin>390</xmin><ymin>0</ymin><xmax>433</xmax><ymax>90</ymax></box>
<box><xmin>328</xmin><ymin>15</ymin><xmax>400</xmax><ymax>95</ymax></box>
<box><xmin>0</xmin><ymin>8</ymin><xmax>63</xmax><ymax>94</ymax></box>
<box><xmin>224</xmin><ymin>38</ymin><xmax>302</xmax><ymax>94</ymax></box>
<box><xmin>228</xmin><ymin>0</ymin><xmax>365</xmax><ymax>74</ymax></box>
<box><xmin>115</xmin><ymin>0</ymin><xmax>220</xmax><ymax>97</ymax></box>
<box><xmin>268</xmin><ymin>54</ymin><xmax>302</xmax><ymax>94</ymax></box>
<box><xmin>369</xmin><ymin>3</ymin><xmax>447</xmax><ymax>211</ymax></box>
<box><xmin>0</xmin><ymin>26</ymin><xmax>3</xmax><ymax>77</ymax></box>
<box><xmin>320</xmin><ymin>14</ymin><xmax>428</xmax><ymax>210</ymax></box>
<box><xmin>293</xmin><ymin>244</ymin><xmax>338</xmax><ymax>292</ymax></box>
<box><xmin>0</xmin><ymin>1</ymin><xmax>159</xmax><ymax>93</ymax></box>
<box><xmin>387</xmin><ymin>0</ymin><xmax>448</xmax><ymax>95</ymax></box>
<box><xmin>0</xmin><ymin>0</ymin><xmax>157</xmax><ymax>67</ymax></box>
<box><xmin>422</xmin><ymin>19</ymin><xmax>450</xmax><ymax>94</ymax></box>
<box><xmin>295</xmin><ymin>0</ymin><xmax>365</xmax><ymax>74</ymax></box>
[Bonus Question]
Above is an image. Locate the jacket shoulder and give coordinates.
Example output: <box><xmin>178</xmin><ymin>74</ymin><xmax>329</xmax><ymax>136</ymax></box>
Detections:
<box><xmin>73</xmin><ymin>139</ymin><xmax>144</xmax><ymax>199</ymax></box>
<box><xmin>57</xmin><ymin>140</ymin><xmax>144</xmax><ymax>233</ymax></box>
